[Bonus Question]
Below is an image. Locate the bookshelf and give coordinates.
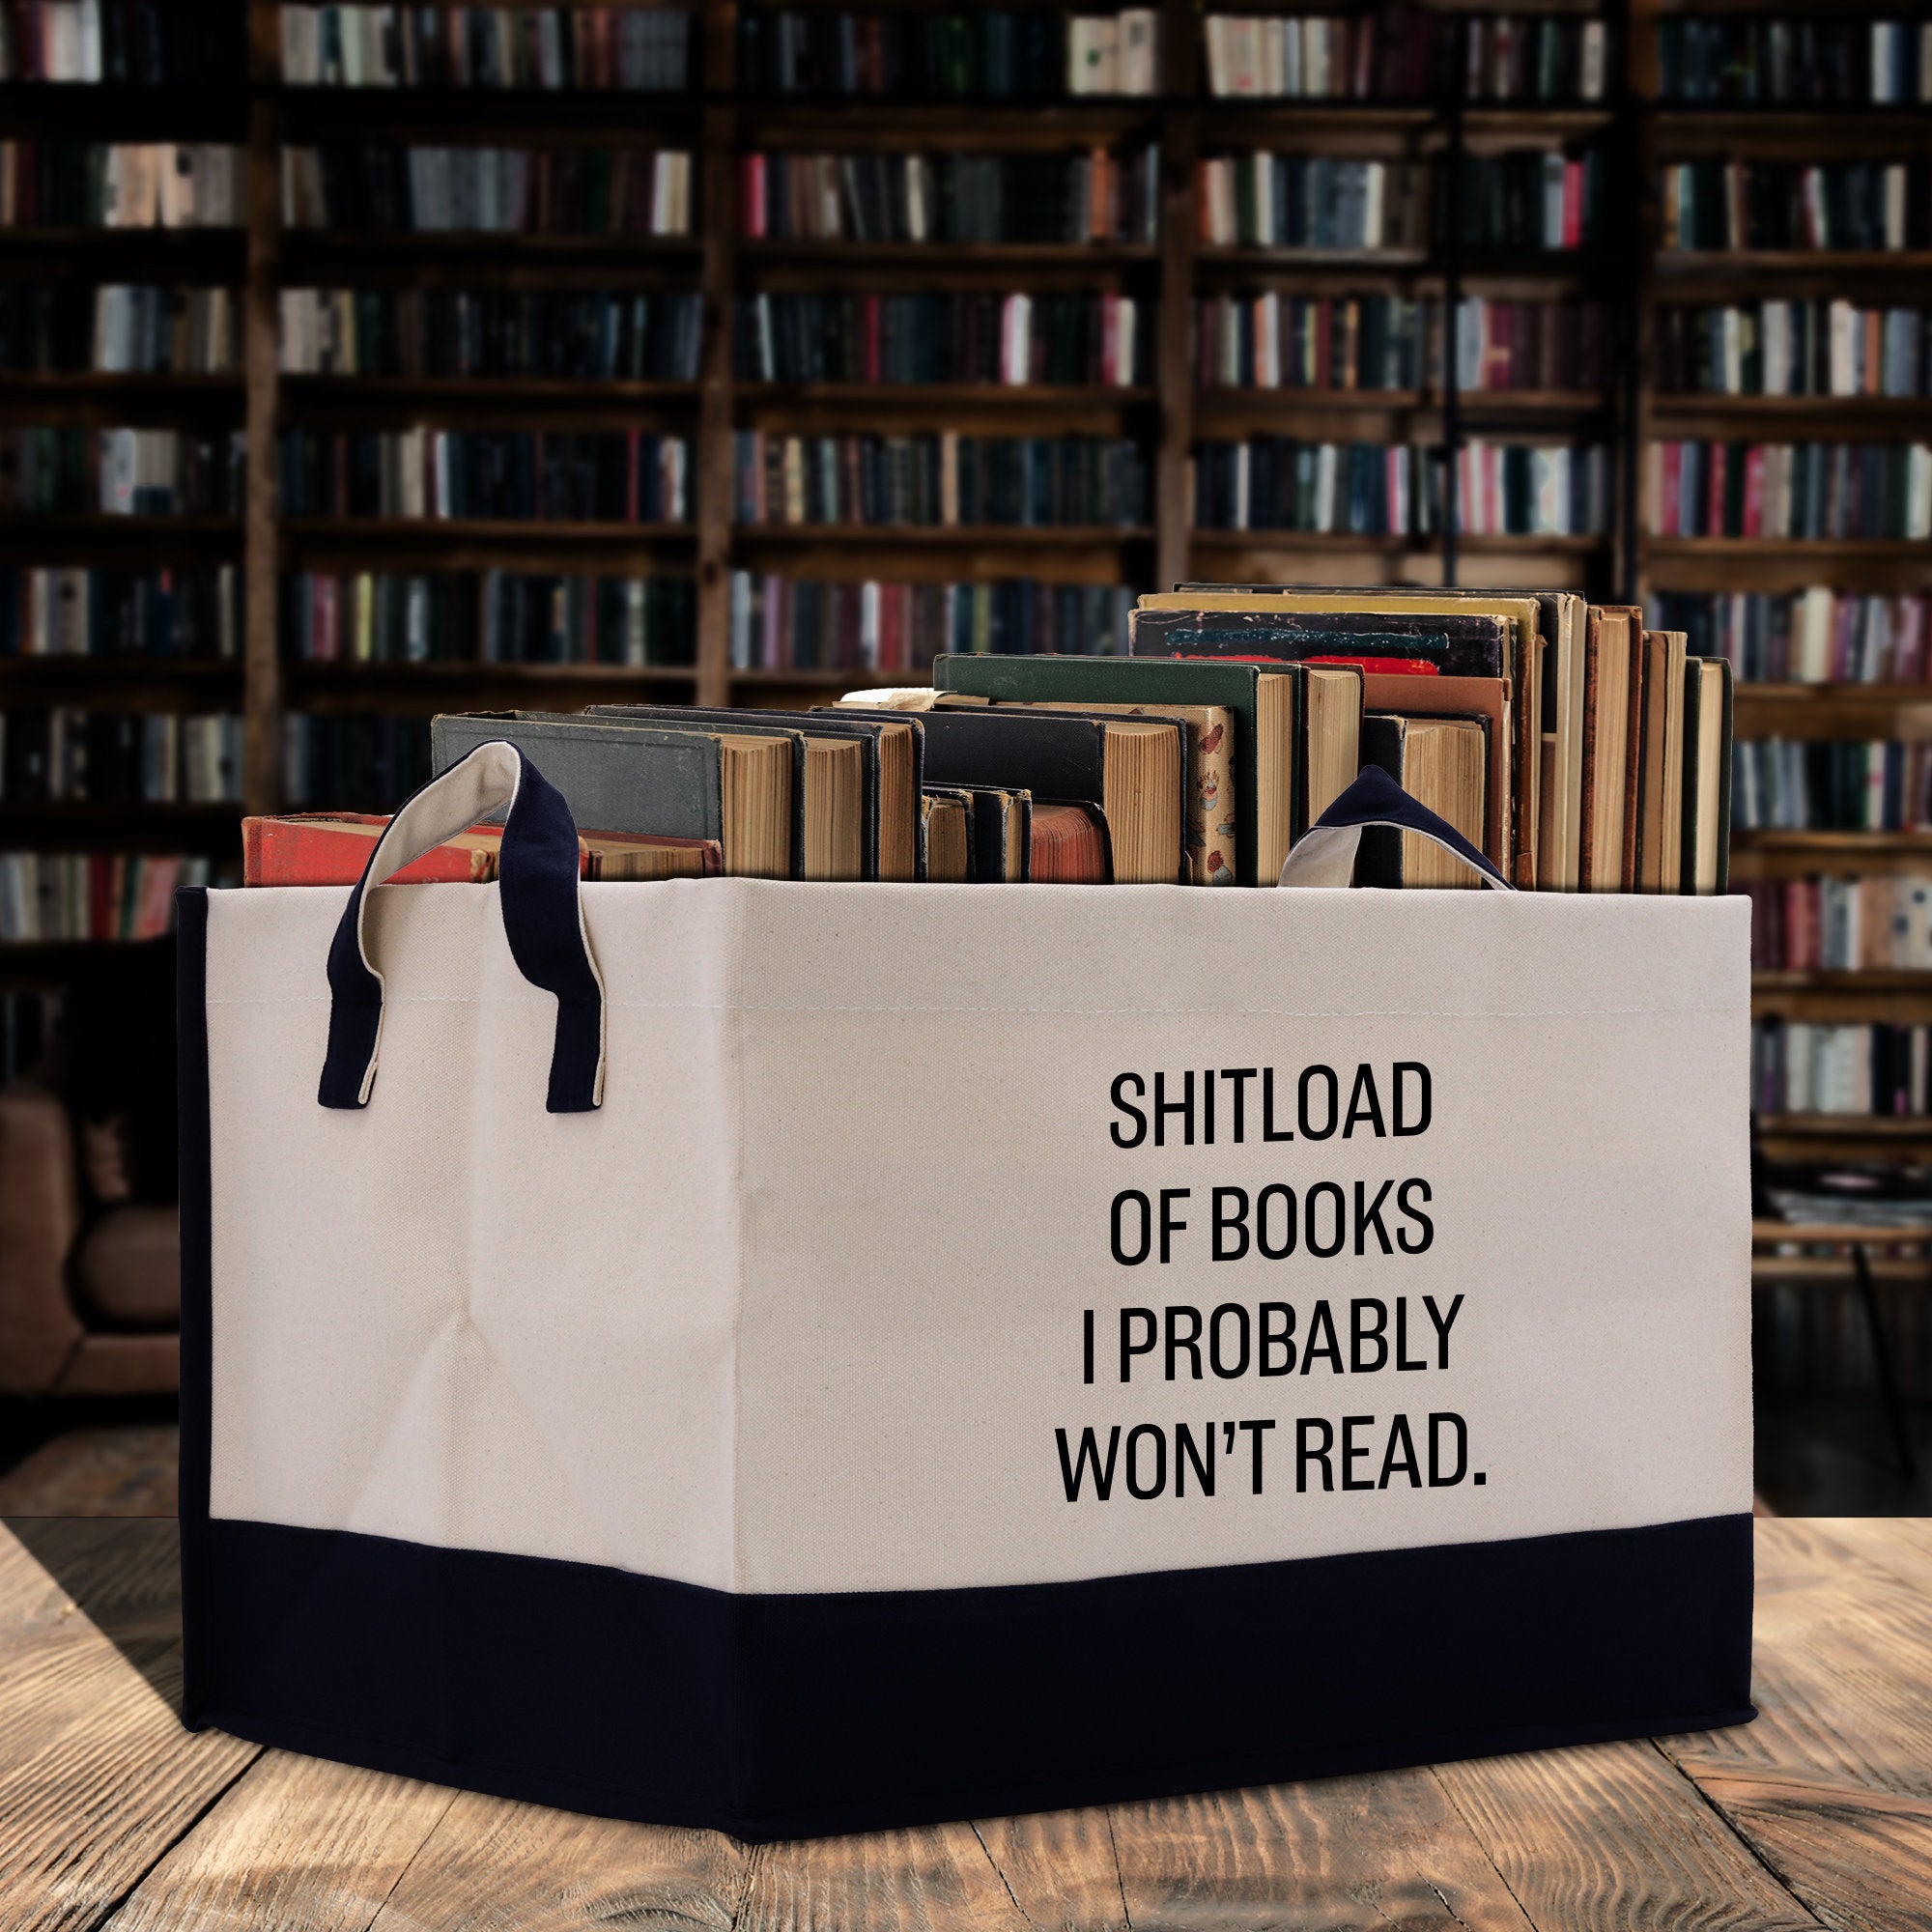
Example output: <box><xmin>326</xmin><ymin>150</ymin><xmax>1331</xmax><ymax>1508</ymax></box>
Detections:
<box><xmin>1625</xmin><ymin>0</ymin><xmax>1932</xmax><ymax>1152</ymax></box>
<box><xmin>4</xmin><ymin>0</ymin><xmax>1929</xmax><ymax>1158</ymax></box>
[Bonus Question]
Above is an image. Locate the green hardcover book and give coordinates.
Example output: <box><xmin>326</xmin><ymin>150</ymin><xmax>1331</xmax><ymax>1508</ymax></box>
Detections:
<box><xmin>933</xmin><ymin>652</ymin><xmax>1320</xmax><ymax>887</ymax></box>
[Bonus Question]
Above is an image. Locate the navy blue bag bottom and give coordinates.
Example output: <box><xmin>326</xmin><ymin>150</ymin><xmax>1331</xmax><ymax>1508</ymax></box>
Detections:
<box><xmin>181</xmin><ymin>1512</ymin><xmax>1755</xmax><ymax>1841</ymax></box>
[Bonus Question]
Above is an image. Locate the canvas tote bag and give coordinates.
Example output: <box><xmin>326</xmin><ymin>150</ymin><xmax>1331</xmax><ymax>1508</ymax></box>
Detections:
<box><xmin>178</xmin><ymin>740</ymin><xmax>1755</xmax><ymax>1840</ymax></box>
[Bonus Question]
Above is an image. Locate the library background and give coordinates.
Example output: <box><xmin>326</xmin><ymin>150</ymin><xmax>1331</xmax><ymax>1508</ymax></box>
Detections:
<box><xmin>1</xmin><ymin>0</ymin><xmax>1930</xmax><ymax>1509</ymax></box>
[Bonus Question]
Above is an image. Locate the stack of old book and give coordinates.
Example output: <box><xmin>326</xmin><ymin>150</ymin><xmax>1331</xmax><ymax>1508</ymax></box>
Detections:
<box><xmin>242</xmin><ymin>584</ymin><xmax>1732</xmax><ymax>894</ymax></box>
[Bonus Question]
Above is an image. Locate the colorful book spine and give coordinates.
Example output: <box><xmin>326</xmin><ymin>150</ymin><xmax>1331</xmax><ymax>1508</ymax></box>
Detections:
<box><xmin>0</xmin><ymin>851</ymin><xmax>215</xmax><ymax>942</ymax></box>
<box><xmin>726</xmin><ymin>573</ymin><xmax>1132</xmax><ymax>670</ymax></box>
<box><xmin>1648</xmin><ymin>441</ymin><xmax>1932</xmax><ymax>541</ymax></box>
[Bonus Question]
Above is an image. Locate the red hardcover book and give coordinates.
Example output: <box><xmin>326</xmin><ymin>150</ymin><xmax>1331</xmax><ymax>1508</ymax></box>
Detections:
<box><xmin>1706</xmin><ymin>440</ymin><xmax>1728</xmax><ymax>537</ymax></box>
<box><xmin>243</xmin><ymin>815</ymin><xmax>724</xmax><ymax>886</ymax></box>
<box><xmin>1743</xmin><ymin>445</ymin><xmax>1766</xmax><ymax>539</ymax></box>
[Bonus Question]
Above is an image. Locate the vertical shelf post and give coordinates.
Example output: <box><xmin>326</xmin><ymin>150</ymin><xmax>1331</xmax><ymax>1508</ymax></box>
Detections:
<box><xmin>1154</xmin><ymin>0</ymin><xmax>1198</xmax><ymax>597</ymax></box>
<box><xmin>694</xmin><ymin>0</ymin><xmax>739</xmax><ymax>706</ymax></box>
<box><xmin>1439</xmin><ymin>30</ymin><xmax>1466</xmax><ymax>590</ymax></box>
<box><xmin>242</xmin><ymin>0</ymin><xmax>285</xmax><ymax>813</ymax></box>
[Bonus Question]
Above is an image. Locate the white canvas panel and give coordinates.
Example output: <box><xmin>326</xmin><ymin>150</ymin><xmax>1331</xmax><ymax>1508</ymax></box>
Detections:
<box><xmin>204</xmin><ymin>880</ymin><xmax>1751</xmax><ymax>1596</ymax></box>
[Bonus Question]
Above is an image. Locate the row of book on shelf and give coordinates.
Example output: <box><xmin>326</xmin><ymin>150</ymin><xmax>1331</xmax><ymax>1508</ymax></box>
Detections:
<box><xmin>284</xmin><ymin>570</ymin><xmax>695</xmax><ymax>667</ymax></box>
<box><xmin>1190</xmin><ymin>439</ymin><xmax>1609</xmax><ymax>538</ymax></box>
<box><xmin>1654</xmin><ymin>590</ymin><xmax>1931</xmax><ymax>687</ymax></box>
<box><xmin>10</xmin><ymin>142</ymin><xmax>1927</xmax><ymax>259</ymax></box>
<box><xmin>1732</xmin><ymin>740</ymin><xmax>1932</xmax><ymax>833</ymax></box>
<box><xmin>1202</xmin><ymin>12</ymin><xmax>1607</xmax><ymax>103</ymax></box>
<box><xmin>35</xmin><ymin>284</ymin><xmax>1932</xmax><ymax>402</ymax></box>
<box><xmin>0</xmin><ymin>285</ymin><xmax>239</xmax><ymax>375</ymax></box>
<box><xmin>1656</xmin><ymin>301</ymin><xmax>1932</xmax><ymax>400</ymax></box>
<box><xmin>1658</xmin><ymin>18</ymin><xmax>1932</xmax><ymax>106</ymax></box>
<box><xmin>24</xmin><ymin>8</ymin><xmax>1932</xmax><ymax>110</ymax></box>
<box><xmin>0</xmin><ymin>427</ymin><xmax>245</xmax><ymax>517</ymax></box>
<box><xmin>0</xmin><ymin>851</ymin><xmax>214</xmax><ymax>945</ymax></box>
<box><xmin>0</xmin><ymin>142</ymin><xmax>242</xmax><ymax>229</ymax></box>
<box><xmin>1751</xmin><ymin>1022</ymin><xmax>1932</xmax><ymax>1121</ymax></box>
<box><xmin>280</xmin><ymin>4</ymin><xmax>691</xmax><ymax>92</ymax></box>
<box><xmin>1662</xmin><ymin>161</ymin><xmax>1932</xmax><ymax>254</ymax></box>
<box><xmin>0</xmin><ymin>2</ymin><xmax>243</xmax><ymax>85</ymax></box>
<box><xmin>283</xmin><ymin>145</ymin><xmax>696</xmax><ymax>237</ymax></box>
<box><xmin>1747</xmin><ymin>875</ymin><xmax>1932</xmax><ymax>974</ymax></box>
<box><xmin>728</xmin><ymin>575</ymin><xmax>1132</xmax><ymax>670</ymax></box>
<box><xmin>2</xmin><ymin>709</ymin><xmax>242</xmax><ymax>804</ymax></box>
<box><xmin>1648</xmin><ymin>442</ymin><xmax>1932</xmax><ymax>543</ymax></box>
<box><xmin>739</xmin><ymin>150</ymin><xmax>1160</xmax><ymax>246</ymax></box>
<box><xmin>737</xmin><ymin>290</ymin><xmax>1149</xmax><ymax>388</ymax></box>
<box><xmin>13</xmin><ymin>565</ymin><xmax>1928</xmax><ymax>683</ymax></box>
<box><xmin>737</xmin><ymin>9</ymin><xmax>1159</xmax><ymax>99</ymax></box>
<box><xmin>0</xmin><ymin>566</ymin><xmax>240</xmax><ymax>660</ymax></box>
<box><xmin>1197</xmin><ymin>294</ymin><xmax>1607</xmax><ymax>395</ymax></box>
<box><xmin>277</xmin><ymin>428</ymin><xmax>691</xmax><ymax>523</ymax></box>
<box><xmin>286</xmin><ymin>583</ymin><xmax>1731</xmax><ymax>895</ymax></box>
<box><xmin>731</xmin><ymin>433</ymin><xmax>1149</xmax><ymax>529</ymax></box>
<box><xmin>279</xmin><ymin>288</ymin><xmax>704</xmax><ymax>383</ymax></box>
<box><xmin>1197</xmin><ymin>150</ymin><xmax>1600</xmax><ymax>252</ymax></box>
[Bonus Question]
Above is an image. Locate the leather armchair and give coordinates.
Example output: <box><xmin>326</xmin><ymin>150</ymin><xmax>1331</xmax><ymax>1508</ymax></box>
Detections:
<box><xmin>0</xmin><ymin>1082</ymin><xmax>178</xmax><ymax>1396</ymax></box>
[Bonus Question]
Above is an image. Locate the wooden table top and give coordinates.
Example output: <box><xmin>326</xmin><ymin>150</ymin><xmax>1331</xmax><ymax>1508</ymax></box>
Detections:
<box><xmin>3</xmin><ymin>1516</ymin><xmax>1929</xmax><ymax>1932</ymax></box>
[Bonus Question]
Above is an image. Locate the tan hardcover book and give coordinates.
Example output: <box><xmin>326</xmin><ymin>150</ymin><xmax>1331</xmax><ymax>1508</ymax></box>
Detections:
<box><xmin>1578</xmin><ymin>606</ymin><xmax>1639</xmax><ymax>893</ymax></box>
<box><xmin>1538</xmin><ymin>591</ymin><xmax>1587</xmax><ymax>891</ymax></box>
<box><xmin>1358</xmin><ymin>714</ymin><xmax>1489</xmax><ymax>890</ymax></box>
<box><xmin>1357</xmin><ymin>673</ymin><xmax>1511</xmax><ymax>870</ymax></box>
<box><xmin>1301</xmin><ymin>664</ymin><xmax>1364</xmax><ymax>836</ymax></box>
<box><xmin>1635</xmin><ymin>629</ymin><xmax>1689</xmax><ymax>894</ymax></box>
<box><xmin>920</xmin><ymin>791</ymin><xmax>972</xmax><ymax>881</ymax></box>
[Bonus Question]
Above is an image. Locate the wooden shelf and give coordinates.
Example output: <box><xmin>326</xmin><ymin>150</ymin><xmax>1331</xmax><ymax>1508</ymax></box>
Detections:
<box><xmin>1646</xmin><ymin>540</ymin><xmax>1932</xmax><ymax>561</ymax></box>
<box><xmin>0</xmin><ymin>804</ymin><xmax>242</xmax><ymax>854</ymax></box>
<box><xmin>1756</xmin><ymin>973</ymin><xmax>1932</xmax><ymax>993</ymax></box>
<box><xmin>0</xmin><ymin>659</ymin><xmax>242</xmax><ymax>710</ymax></box>
<box><xmin>0</xmin><ymin>373</ymin><xmax>242</xmax><ymax>398</ymax></box>
<box><xmin>282</xmin><ymin>519</ymin><xmax>696</xmax><ymax>544</ymax></box>
<box><xmin>281</xmin><ymin>378</ymin><xmax>701</xmax><ymax>409</ymax></box>
<box><xmin>288</xmin><ymin>660</ymin><xmax>698</xmax><ymax>714</ymax></box>
<box><xmin>1757</xmin><ymin>1115</ymin><xmax>1932</xmax><ymax>1141</ymax></box>
<box><xmin>1656</xmin><ymin>251</ymin><xmax>1932</xmax><ymax>273</ymax></box>
<box><xmin>731</xmin><ymin>666</ymin><xmax>932</xmax><ymax>689</ymax></box>
<box><xmin>1196</xmin><ymin>387</ymin><xmax>1608</xmax><ymax>417</ymax></box>
<box><xmin>0</xmin><ymin>939</ymin><xmax>180</xmax><ymax>984</ymax></box>
<box><xmin>1649</xmin><ymin>394</ymin><xmax>1932</xmax><ymax>421</ymax></box>
<box><xmin>737</xmin><ymin>241</ymin><xmax>1159</xmax><ymax>270</ymax></box>
<box><xmin>1190</xmin><ymin>529</ymin><xmax>1608</xmax><ymax>553</ymax></box>
<box><xmin>733</xmin><ymin>525</ymin><xmax>1154</xmax><ymax>547</ymax></box>
<box><xmin>1733</xmin><ymin>832</ymin><xmax>1932</xmax><ymax>857</ymax></box>
<box><xmin>734</xmin><ymin>383</ymin><xmax>1156</xmax><ymax>409</ymax></box>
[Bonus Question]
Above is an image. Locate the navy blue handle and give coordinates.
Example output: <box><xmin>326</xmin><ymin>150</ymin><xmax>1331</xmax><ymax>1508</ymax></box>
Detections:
<box><xmin>318</xmin><ymin>741</ymin><xmax>606</xmax><ymax>1113</ymax></box>
<box><xmin>1279</xmin><ymin>764</ymin><xmax>1512</xmax><ymax>891</ymax></box>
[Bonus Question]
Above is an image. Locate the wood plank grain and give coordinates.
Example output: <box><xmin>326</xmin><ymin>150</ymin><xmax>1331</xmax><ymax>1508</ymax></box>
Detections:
<box><xmin>1650</xmin><ymin>1520</ymin><xmax>1932</xmax><ymax>1932</ymax></box>
<box><xmin>1434</xmin><ymin>1741</ymin><xmax>1826</xmax><ymax>1932</ymax></box>
<box><xmin>100</xmin><ymin>1751</ymin><xmax>456</xmax><ymax>1932</ymax></box>
<box><xmin>0</xmin><ymin>1522</ymin><xmax>260</xmax><ymax>1932</ymax></box>
<box><xmin>1105</xmin><ymin>1774</ymin><xmax>1541</xmax><ymax>1932</ymax></box>
<box><xmin>738</xmin><ymin>1821</ymin><xmax>1033</xmax><ymax>1932</ymax></box>
<box><xmin>1670</xmin><ymin>1520</ymin><xmax>1932</xmax><ymax>1799</ymax></box>
<box><xmin>1801</xmin><ymin>1516</ymin><xmax>1932</xmax><ymax>1601</ymax></box>
<box><xmin>367</xmin><ymin>1787</ymin><xmax>748</xmax><ymax>1932</ymax></box>
<box><xmin>972</xmin><ymin>1805</ymin><xmax>1128</xmax><ymax>1932</ymax></box>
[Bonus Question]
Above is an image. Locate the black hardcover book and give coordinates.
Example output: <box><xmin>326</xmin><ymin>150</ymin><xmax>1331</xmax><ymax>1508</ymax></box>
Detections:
<box><xmin>1131</xmin><ymin>606</ymin><xmax>1498</xmax><ymax>679</ymax></box>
